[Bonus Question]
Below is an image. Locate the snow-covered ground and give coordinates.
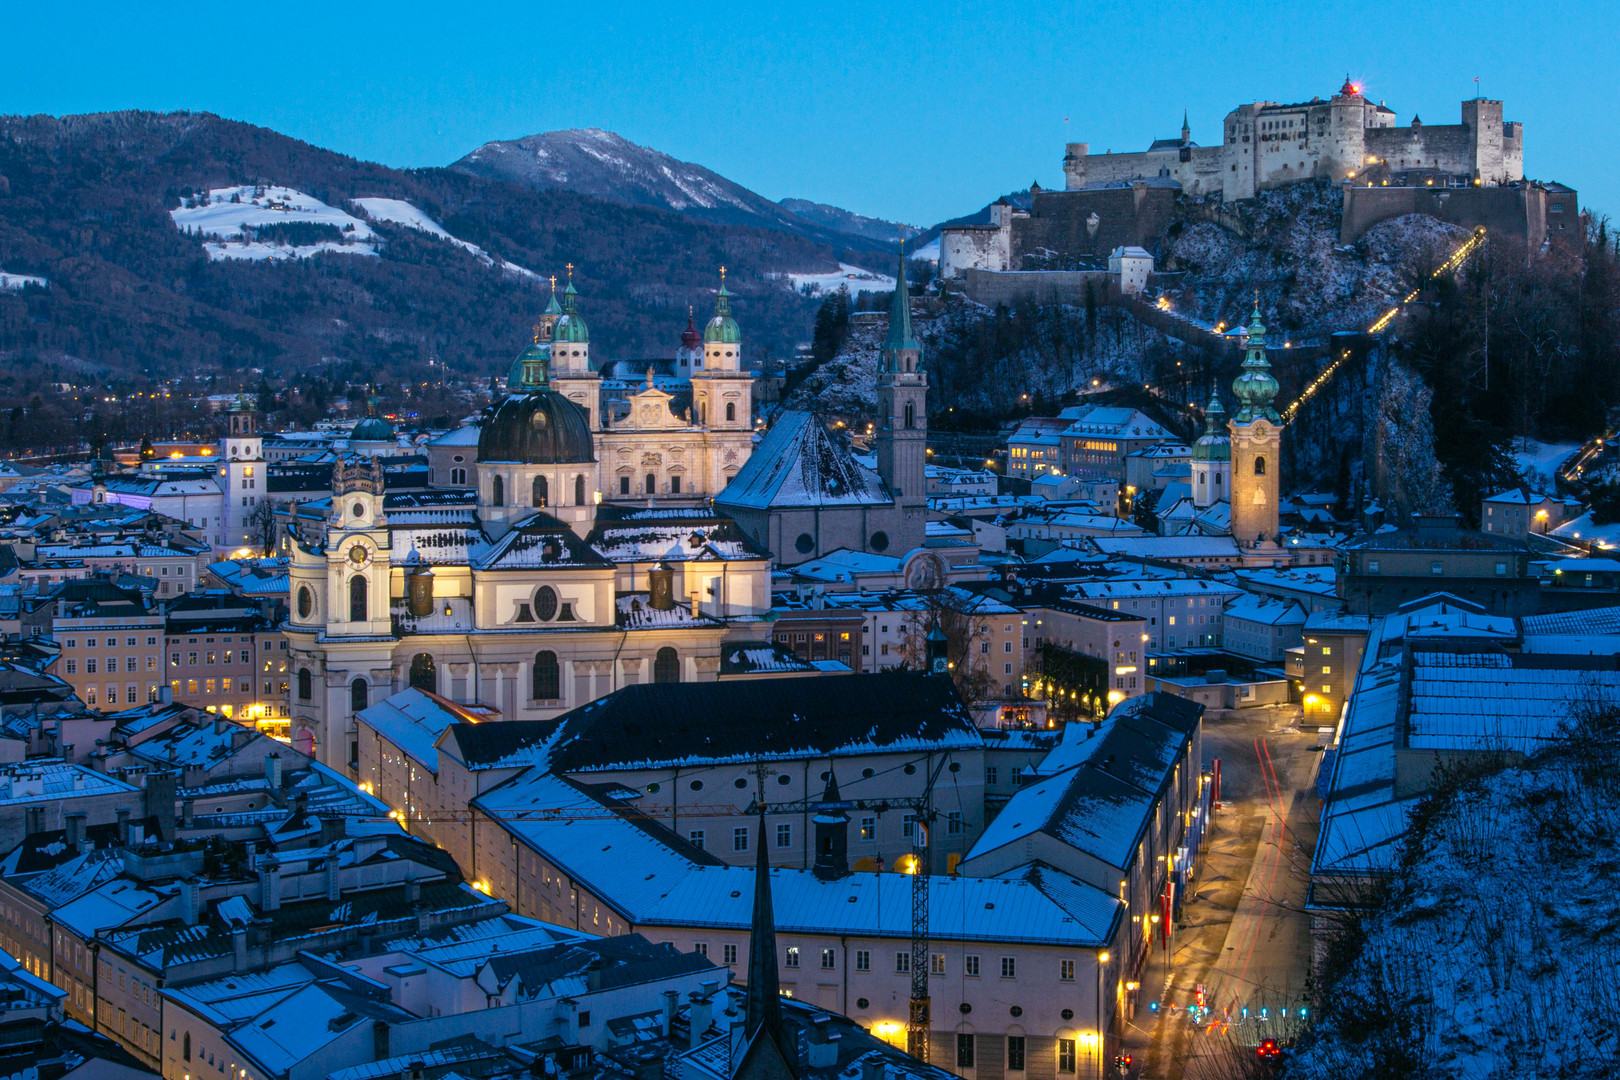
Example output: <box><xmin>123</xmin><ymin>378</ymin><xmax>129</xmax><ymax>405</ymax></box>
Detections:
<box><xmin>170</xmin><ymin>185</ymin><xmax>377</xmax><ymax>262</ymax></box>
<box><xmin>0</xmin><ymin>272</ymin><xmax>47</xmax><ymax>290</ymax></box>
<box><xmin>780</xmin><ymin>263</ymin><xmax>895</xmax><ymax>297</ymax></box>
<box><xmin>909</xmin><ymin>238</ymin><xmax>940</xmax><ymax>263</ymax></box>
<box><xmin>1513</xmin><ymin>437</ymin><xmax>1580</xmax><ymax>489</ymax></box>
<box><xmin>351</xmin><ymin>197</ymin><xmax>541</xmax><ymax>281</ymax></box>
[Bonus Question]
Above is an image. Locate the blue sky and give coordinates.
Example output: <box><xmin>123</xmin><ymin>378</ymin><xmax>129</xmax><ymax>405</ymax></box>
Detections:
<box><xmin>4</xmin><ymin>1</ymin><xmax>1616</xmax><ymax>225</ymax></box>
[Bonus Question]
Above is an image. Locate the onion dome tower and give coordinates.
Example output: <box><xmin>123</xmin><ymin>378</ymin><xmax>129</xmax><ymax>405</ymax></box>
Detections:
<box><xmin>1228</xmin><ymin>298</ymin><xmax>1282</xmax><ymax>546</ymax></box>
<box><xmin>1191</xmin><ymin>392</ymin><xmax>1231</xmax><ymax>509</ymax></box>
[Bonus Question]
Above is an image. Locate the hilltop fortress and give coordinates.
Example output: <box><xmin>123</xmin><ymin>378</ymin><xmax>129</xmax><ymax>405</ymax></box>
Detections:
<box><xmin>942</xmin><ymin>78</ymin><xmax>1575</xmax><ymax>294</ymax></box>
<box><xmin>1064</xmin><ymin>77</ymin><xmax>1522</xmax><ymax>200</ymax></box>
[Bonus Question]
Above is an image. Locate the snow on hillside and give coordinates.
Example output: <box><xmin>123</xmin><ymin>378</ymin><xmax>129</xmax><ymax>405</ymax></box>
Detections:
<box><xmin>1513</xmin><ymin>437</ymin><xmax>1580</xmax><ymax>489</ymax></box>
<box><xmin>910</xmin><ymin>238</ymin><xmax>940</xmax><ymax>263</ymax></box>
<box><xmin>0</xmin><ymin>272</ymin><xmax>47</xmax><ymax>290</ymax></box>
<box><xmin>351</xmin><ymin>197</ymin><xmax>541</xmax><ymax>281</ymax></box>
<box><xmin>170</xmin><ymin>185</ymin><xmax>377</xmax><ymax>262</ymax></box>
<box><xmin>779</xmin><ymin>263</ymin><xmax>896</xmax><ymax>297</ymax></box>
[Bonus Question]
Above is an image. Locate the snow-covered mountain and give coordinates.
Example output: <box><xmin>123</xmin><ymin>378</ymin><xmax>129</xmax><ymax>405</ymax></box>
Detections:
<box><xmin>451</xmin><ymin>128</ymin><xmax>896</xmax><ymax>253</ymax></box>
<box><xmin>777</xmin><ymin>198</ymin><xmax>921</xmax><ymax>245</ymax></box>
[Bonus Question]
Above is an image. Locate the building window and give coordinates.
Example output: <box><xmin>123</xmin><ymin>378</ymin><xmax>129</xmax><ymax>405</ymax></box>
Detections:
<box><xmin>948</xmin><ymin>811</ymin><xmax>963</xmax><ymax>834</ymax></box>
<box><xmin>964</xmin><ymin>954</ymin><xmax>979</xmax><ymax>977</ymax></box>
<box><xmin>1496</xmin><ymin>562</ymin><xmax>1508</xmax><ymax>576</ymax></box>
<box><xmin>1060</xmin><ymin>958</ymin><xmax>1075</xmax><ymax>981</ymax></box>
<box><xmin>724</xmin><ymin>944</ymin><xmax>738</xmax><ymax>964</ymax></box>
<box><xmin>855</xmin><ymin>950</ymin><xmax>871</xmax><ymax>971</ymax></box>
<box><xmin>645</xmin><ymin>473</ymin><xmax>656</xmax><ymax>494</ymax></box>
<box><xmin>654</xmin><ymin>647</ymin><xmax>680</xmax><ymax>684</ymax></box>
<box><xmin>986</xmin><ymin>766</ymin><xmax>998</xmax><ymax>785</ymax></box>
<box><xmin>1431</xmin><ymin>561</ymin><xmax>1444</xmax><ymax>575</ymax></box>
<box><xmin>349</xmin><ymin>575</ymin><xmax>367</xmax><ymax>622</ymax></box>
<box><xmin>725</xmin><ymin>402</ymin><xmax>736</xmax><ymax>422</ymax></box>
<box><xmin>492</xmin><ymin>474</ymin><xmax>504</xmax><ymax>506</ymax></box>
<box><xmin>860</xmin><ymin>817</ymin><xmax>875</xmax><ymax>841</ymax></box>
<box><xmin>689</xmin><ymin>830</ymin><xmax>705</xmax><ymax>850</ymax></box>
<box><xmin>1254</xmin><ymin>456</ymin><xmax>1266</xmax><ymax>476</ymax></box>
<box><xmin>902</xmin><ymin>813</ymin><xmax>915</xmax><ymax>838</ymax></box>
<box><xmin>931</xmin><ymin>953</ymin><xmax>946</xmax><ymax>974</ymax></box>
<box><xmin>784</xmin><ymin>947</ymin><xmax>799</xmax><ymax>968</ymax></box>
<box><xmin>670</xmin><ymin>474</ymin><xmax>682</xmax><ymax>494</ymax></box>
<box><xmin>409</xmin><ymin>653</ymin><xmax>435</xmax><ymax>693</ymax></box>
<box><xmin>297</xmin><ymin>668</ymin><xmax>312</xmax><ymax>700</ymax></box>
<box><xmin>776</xmin><ymin>823</ymin><xmax>792</xmax><ymax>848</ymax></box>
<box><xmin>956</xmin><ymin>1034</ymin><xmax>975</xmax><ymax>1068</ymax></box>
<box><xmin>531</xmin><ymin>474</ymin><xmax>549</xmax><ymax>508</ymax></box>
<box><xmin>1007</xmin><ymin>1035</ymin><xmax>1026</xmax><ymax>1071</ymax></box>
<box><xmin>532</xmin><ymin>651</ymin><xmax>560</xmax><ymax>700</ymax></box>
<box><xmin>350</xmin><ymin>678</ymin><xmax>368</xmax><ymax>713</ymax></box>
<box><xmin>895</xmin><ymin>952</ymin><xmax>910</xmax><ymax>973</ymax></box>
<box><xmin>1000</xmin><ymin>956</ymin><xmax>1016</xmax><ymax>979</ymax></box>
<box><xmin>821</xmin><ymin>948</ymin><xmax>836</xmax><ymax>969</ymax></box>
<box><xmin>575</xmin><ymin>475</ymin><xmax>586</xmax><ymax>506</ymax></box>
<box><xmin>619</xmin><ymin>475</ymin><xmax>630</xmax><ymax>495</ymax></box>
<box><xmin>733</xmin><ymin>827</ymin><xmax>749</xmax><ymax>852</ymax></box>
<box><xmin>1368</xmin><ymin>560</ymin><xmax>1380</xmax><ymax>573</ymax></box>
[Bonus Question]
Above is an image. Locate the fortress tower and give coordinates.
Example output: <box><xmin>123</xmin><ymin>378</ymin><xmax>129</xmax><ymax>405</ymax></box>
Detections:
<box><xmin>1228</xmin><ymin>302</ymin><xmax>1282</xmax><ymax>547</ymax></box>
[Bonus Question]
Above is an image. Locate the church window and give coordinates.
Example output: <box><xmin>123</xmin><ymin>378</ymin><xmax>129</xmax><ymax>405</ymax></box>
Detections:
<box><xmin>514</xmin><ymin>603</ymin><xmax>534</xmax><ymax>623</ymax></box>
<box><xmin>725</xmin><ymin>402</ymin><xmax>735</xmax><ymax>422</ymax></box>
<box><xmin>532</xmin><ymin>651</ymin><xmax>560</xmax><ymax>700</ymax></box>
<box><xmin>670</xmin><ymin>475</ymin><xmax>681</xmax><ymax>494</ymax></box>
<box><xmin>296</xmin><ymin>586</ymin><xmax>313</xmax><ymax>618</ymax></box>
<box><xmin>870</xmin><ymin>531</ymin><xmax>890</xmax><ymax>553</ymax></box>
<box><xmin>350</xmin><ymin>678</ymin><xmax>368</xmax><ymax>713</ymax></box>
<box><xmin>558</xmin><ymin>602</ymin><xmax>576</xmax><ymax>621</ymax></box>
<box><xmin>450</xmin><ymin>467</ymin><xmax>466</xmax><ymax>485</ymax></box>
<box><xmin>1254</xmin><ymin>456</ymin><xmax>1266</xmax><ymax>476</ymax></box>
<box><xmin>904</xmin><ymin>401</ymin><xmax>915</xmax><ymax>429</ymax></box>
<box><xmin>534</xmin><ymin>586</ymin><xmax>559</xmax><ymax>622</ymax></box>
<box><xmin>297</xmin><ymin>668</ymin><xmax>312</xmax><ymax>700</ymax></box>
<box><xmin>645</xmin><ymin>474</ymin><xmax>656</xmax><ymax>494</ymax></box>
<box><xmin>533</xmin><ymin>475</ymin><xmax>549</xmax><ymax>508</ymax></box>
<box><xmin>795</xmin><ymin>533</ymin><xmax>816</xmax><ymax>555</ymax></box>
<box><xmin>492</xmin><ymin>475</ymin><xmax>505</xmax><ymax>506</ymax></box>
<box><xmin>574</xmin><ymin>475</ymin><xmax>586</xmax><ymax>506</ymax></box>
<box><xmin>654</xmin><ymin>647</ymin><xmax>680</xmax><ymax>684</ymax></box>
<box><xmin>349</xmin><ymin>576</ymin><xmax>367</xmax><ymax>622</ymax></box>
<box><xmin>409</xmin><ymin>653</ymin><xmax>435</xmax><ymax>693</ymax></box>
<box><xmin>619</xmin><ymin>476</ymin><xmax>630</xmax><ymax>496</ymax></box>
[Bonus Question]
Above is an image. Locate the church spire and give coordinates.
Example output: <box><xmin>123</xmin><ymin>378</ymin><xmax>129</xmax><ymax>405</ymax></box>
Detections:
<box><xmin>882</xmin><ymin>252</ymin><xmax>921</xmax><ymax>372</ymax></box>
<box><xmin>1181</xmin><ymin>110</ymin><xmax>1191</xmax><ymax>143</ymax></box>
<box><xmin>745</xmin><ymin>811</ymin><xmax>782</xmax><ymax>1042</ymax></box>
<box><xmin>1231</xmin><ymin>296</ymin><xmax>1280</xmax><ymax>423</ymax></box>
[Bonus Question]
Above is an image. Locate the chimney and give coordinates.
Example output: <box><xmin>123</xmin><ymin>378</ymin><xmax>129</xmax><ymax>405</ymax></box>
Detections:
<box><xmin>585</xmin><ymin>958</ymin><xmax>605</xmax><ymax>993</ymax></box>
<box><xmin>258</xmin><ymin>857</ymin><xmax>281</xmax><ymax>911</ymax></box>
<box><xmin>146</xmin><ymin>769</ymin><xmax>178</xmax><ymax>842</ymax></box>
<box><xmin>158</xmin><ymin>685</ymin><xmax>173</xmax><ymax>705</ymax></box>
<box><xmin>319</xmin><ymin>814</ymin><xmax>344</xmax><ymax>846</ymax></box>
<box><xmin>326</xmin><ymin>855</ymin><xmax>341</xmax><ymax>901</ymax></box>
<box><xmin>116</xmin><ymin>808</ymin><xmax>131</xmax><ymax>846</ymax></box>
<box><xmin>861</xmin><ymin>1059</ymin><xmax>887</xmax><ymax>1080</ymax></box>
<box><xmin>64</xmin><ymin>812</ymin><xmax>85</xmax><ymax>847</ymax></box>
<box><xmin>181</xmin><ymin>798</ymin><xmax>195</xmax><ymax>828</ymax></box>
<box><xmin>372</xmin><ymin>1021</ymin><xmax>390</xmax><ymax>1062</ymax></box>
<box><xmin>406</xmin><ymin>878</ymin><xmax>421</xmax><ymax>905</ymax></box>
<box><xmin>688</xmin><ymin>991</ymin><xmax>714</xmax><ymax>1049</ymax></box>
<box><xmin>180</xmin><ymin>879</ymin><xmax>200</xmax><ymax>926</ymax></box>
<box><xmin>232</xmin><ymin>926</ymin><xmax>247</xmax><ymax>969</ymax></box>
<box><xmin>662</xmin><ymin>989</ymin><xmax>679</xmax><ymax>1037</ymax></box>
<box><xmin>265</xmin><ymin>753</ymin><xmax>283</xmax><ymax>789</ymax></box>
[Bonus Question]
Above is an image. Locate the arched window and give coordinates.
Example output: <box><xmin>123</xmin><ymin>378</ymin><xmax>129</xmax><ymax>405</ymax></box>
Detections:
<box><xmin>492</xmin><ymin>474</ymin><xmax>505</xmax><ymax>506</ymax></box>
<box><xmin>350</xmin><ymin>678</ymin><xmax>368</xmax><ymax>713</ymax></box>
<box><xmin>297</xmin><ymin>668</ymin><xmax>312</xmax><ymax>700</ymax></box>
<box><xmin>183</xmin><ymin>1033</ymin><xmax>191</xmax><ymax>1062</ymax></box>
<box><xmin>654</xmin><ymin>647</ymin><xmax>680</xmax><ymax>684</ymax></box>
<box><xmin>296</xmin><ymin>586</ymin><xmax>313</xmax><ymax>619</ymax></box>
<box><xmin>574</xmin><ymin>474</ymin><xmax>586</xmax><ymax>506</ymax></box>
<box><xmin>349</xmin><ymin>575</ymin><xmax>367</xmax><ymax>622</ymax></box>
<box><xmin>532</xmin><ymin>650</ymin><xmax>560</xmax><ymax>700</ymax></box>
<box><xmin>451</xmin><ymin>467</ymin><xmax>466</xmax><ymax>485</ymax></box>
<box><xmin>1254</xmin><ymin>456</ymin><xmax>1267</xmax><ymax>476</ymax></box>
<box><xmin>904</xmin><ymin>401</ymin><xmax>915</xmax><ymax>429</ymax></box>
<box><xmin>409</xmin><ymin>653</ymin><xmax>435</xmax><ymax>693</ymax></box>
<box><xmin>533</xmin><ymin>475</ymin><xmax>549</xmax><ymax>507</ymax></box>
<box><xmin>725</xmin><ymin>402</ymin><xmax>735</xmax><ymax>422</ymax></box>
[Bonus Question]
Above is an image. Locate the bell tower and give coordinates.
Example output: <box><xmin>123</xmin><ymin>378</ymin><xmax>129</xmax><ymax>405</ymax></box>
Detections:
<box><xmin>1228</xmin><ymin>300</ymin><xmax>1282</xmax><ymax>547</ymax></box>
<box><xmin>325</xmin><ymin>456</ymin><xmax>394</xmax><ymax>639</ymax></box>
<box><xmin>1190</xmin><ymin>391</ymin><xmax>1231</xmax><ymax>510</ymax></box>
<box><xmin>876</xmin><ymin>253</ymin><xmax>928</xmax><ymax>551</ymax></box>
<box><xmin>548</xmin><ymin>267</ymin><xmax>600</xmax><ymax>430</ymax></box>
<box><xmin>222</xmin><ymin>393</ymin><xmax>265</xmax><ymax>550</ymax></box>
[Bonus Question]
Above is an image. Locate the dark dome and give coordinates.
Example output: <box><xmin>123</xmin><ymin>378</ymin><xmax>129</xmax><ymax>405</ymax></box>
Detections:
<box><xmin>477</xmin><ymin>391</ymin><xmax>596</xmax><ymax>465</ymax></box>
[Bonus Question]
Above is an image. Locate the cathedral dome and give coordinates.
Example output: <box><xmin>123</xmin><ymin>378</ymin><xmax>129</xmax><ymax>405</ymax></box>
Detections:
<box><xmin>552</xmin><ymin>312</ymin><xmax>589</xmax><ymax>344</ymax></box>
<box><xmin>351</xmin><ymin>416</ymin><xmax>395</xmax><ymax>442</ymax></box>
<box><xmin>476</xmin><ymin>391</ymin><xmax>596</xmax><ymax>465</ymax></box>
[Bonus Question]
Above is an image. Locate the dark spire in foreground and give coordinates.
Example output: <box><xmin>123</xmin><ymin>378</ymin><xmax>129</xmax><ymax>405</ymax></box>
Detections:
<box><xmin>745</xmin><ymin>813</ymin><xmax>782</xmax><ymax>1041</ymax></box>
<box><xmin>882</xmin><ymin>249</ymin><xmax>921</xmax><ymax>372</ymax></box>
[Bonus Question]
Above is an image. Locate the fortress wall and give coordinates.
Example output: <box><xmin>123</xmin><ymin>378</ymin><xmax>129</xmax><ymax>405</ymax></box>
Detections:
<box><xmin>1365</xmin><ymin>125</ymin><xmax>1476</xmax><ymax>175</ymax></box>
<box><xmin>1012</xmin><ymin>186</ymin><xmax>1180</xmax><ymax>268</ymax></box>
<box><xmin>958</xmin><ymin>269</ymin><xmax>1110</xmax><ymax>306</ymax></box>
<box><xmin>1340</xmin><ymin>184</ymin><xmax>1545</xmax><ymax>247</ymax></box>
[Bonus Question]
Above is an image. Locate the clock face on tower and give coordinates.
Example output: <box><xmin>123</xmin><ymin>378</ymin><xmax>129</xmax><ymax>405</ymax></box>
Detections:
<box><xmin>348</xmin><ymin>545</ymin><xmax>368</xmax><ymax>566</ymax></box>
<box><xmin>1252</xmin><ymin>423</ymin><xmax>1268</xmax><ymax>438</ymax></box>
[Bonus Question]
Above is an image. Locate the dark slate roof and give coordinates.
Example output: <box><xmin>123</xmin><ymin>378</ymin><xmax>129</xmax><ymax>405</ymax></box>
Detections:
<box><xmin>477</xmin><ymin>391</ymin><xmax>596</xmax><ymax>465</ymax></box>
<box><xmin>715</xmin><ymin>411</ymin><xmax>891</xmax><ymax>512</ymax></box>
<box><xmin>448</xmin><ymin>719</ymin><xmax>563</xmax><ymax>769</ymax></box>
<box><xmin>484</xmin><ymin>932</ymin><xmax>716</xmax><ymax>996</ymax></box>
<box><xmin>547</xmin><ymin>672</ymin><xmax>980</xmax><ymax>772</ymax></box>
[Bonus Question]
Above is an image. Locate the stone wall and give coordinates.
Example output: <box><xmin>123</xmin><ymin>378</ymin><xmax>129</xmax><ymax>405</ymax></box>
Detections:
<box><xmin>1013</xmin><ymin>184</ymin><xmax>1181</xmax><ymax>268</ymax></box>
<box><xmin>958</xmin><ymin>268</ymin><xmax>1111</xmax><ymax>306</ymax></box>
<box><xmin>1340</xmin><ymin>183</ymin><xmax>1564</xmax><ymax>247</ymax></box>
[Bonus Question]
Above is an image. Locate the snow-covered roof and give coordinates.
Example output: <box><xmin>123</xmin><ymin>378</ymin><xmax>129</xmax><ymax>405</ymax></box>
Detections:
<box><xmin>716</xmin><ymin>411</ymin><xmax>893</xmax><ymax>511</ymax></box>
<box><xmin>1091</xmin><ymin>535</ymin><xmax>1241</xmax><ymax>560</ymax></box>
<box><xmin>426</xmin><ymin>425</ymin><xmax>482</xmax><ymax>447</ymax></box>
<box><xmin>1223</xmin><ymin>594</ymin><xmax>1307</xmax><ymax>626</ymax></box>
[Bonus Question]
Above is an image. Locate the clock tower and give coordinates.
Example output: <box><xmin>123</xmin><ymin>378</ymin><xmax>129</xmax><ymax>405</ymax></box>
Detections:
<box><xmin>1229</xmin><ymin>300</ymin><xmax>1282</xmax><ymax>547</ymax></box>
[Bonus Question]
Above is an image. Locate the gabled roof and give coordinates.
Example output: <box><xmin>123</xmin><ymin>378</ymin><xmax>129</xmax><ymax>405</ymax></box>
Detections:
<box><xmin>547</xmin><ymin>672</ymin><xmax>979</xmax><ymax>773</ymax></box>
<box><xmin>716</xmin><ymin>412</ymin><xmax>892</xmax><ymax>511</ymax></box>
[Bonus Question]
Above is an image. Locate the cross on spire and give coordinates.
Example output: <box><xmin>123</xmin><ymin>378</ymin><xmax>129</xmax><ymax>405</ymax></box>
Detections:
<box><xmin>565</xmin><ymin>263</ymin><xmax>574</xmax><ymax>279</ymax></box>
<box><xmin>532</xmin><ymin>324</ymin><xmax>541</xmax><ymax>344</ymax></box>
<box><xmin>549</xmin><ymin>274</ymin><xmax>556</xmax><ymax>292</ymax></box>
<box><xmin>719</xmin><ymin>265</ymin><xmax>727</xmax><ymax>283</ymax></box>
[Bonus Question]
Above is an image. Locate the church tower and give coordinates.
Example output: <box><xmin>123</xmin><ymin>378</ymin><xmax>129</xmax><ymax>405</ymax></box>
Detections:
<box><xmin>549</xmin><ymin>271</ymin><xmax>600</xmax><ymax>431</ymax></box>
<box><xmin>692</xmin><ymin>270</ymin><xmax>753</xmax><ymax>432</ymax></box>
<box><xmin>1190</xmin><ymin>391</ymin><xmax>1231</xmax><ymax>509</ymax></box>
<box><xmin>1228</xmin><ymin>301</ymin><xmax>1282</xmax><ymax>546</ymax></box>
<box><xmin>221</xmin><ymin>393</ymin><xmax>265</xmax><ymax>550</ymax></box>
<box><xmin>876</xmin><ymin>255</ymin><xmax>928</xmax><ymax>549</ymax></box>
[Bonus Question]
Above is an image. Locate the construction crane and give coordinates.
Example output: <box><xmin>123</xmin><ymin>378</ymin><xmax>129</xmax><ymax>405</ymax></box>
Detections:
<box><xmin>745</xmin><ymin>751</ymin><xmax>951</xmax><ymax>1064</ymax></box>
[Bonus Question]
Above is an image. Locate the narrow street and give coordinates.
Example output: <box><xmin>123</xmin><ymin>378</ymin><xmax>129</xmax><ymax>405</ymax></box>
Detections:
<box><xmin>1120</xmin><ymin>704</ymin><xmax>1322</xmax><ymax>1079</ymax></box>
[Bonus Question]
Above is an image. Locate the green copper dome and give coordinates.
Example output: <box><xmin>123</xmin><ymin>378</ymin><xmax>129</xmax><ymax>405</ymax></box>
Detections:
<box><xmin>1191</xmin><ymin>392</ymin><xmax>1230</xmax><ymax>462</ymax></box>
<box><xmin>704</xmin><ymin>280</ymin><xmax>741</xmax><ymax>344</ymax></box>
<box><xmin>508</xmin><ymin>337</ymin><xmax>551</xmax><ymax>392</ymax></box>
<box><xmin>1231</xmin><ymin>301</ymin><xmax>1280</xmax><ymax>424</ymax></box>
<box><xmin>552</xmin><ymin>279</ymin><xmax>589</xmax><ymax>344</ymax></box>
